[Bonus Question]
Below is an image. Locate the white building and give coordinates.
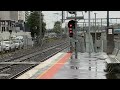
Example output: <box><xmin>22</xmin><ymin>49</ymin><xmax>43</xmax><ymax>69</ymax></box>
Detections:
<box><xmin>0</xmin><ymin>11</ymin><xmax>11</xmax><ymax>20</ymax></box>
<box><xmin>18</xmin><ymin>11</ymin><xmax>25</xmax><ymax>21</ymax></box>
<box><xmin>0</xmin><ymin>11</ymin><xmax>25</xmax><ymax>32</ymax></box>
<box><xmin>0</xmin><ymin>11</ymin><xmax>25</xmax><ymax>21</ymax></box>
<box><xmin>0</xmin><ymin>11</ymin><xmax>26</xmax><ymax>40</ymax></box>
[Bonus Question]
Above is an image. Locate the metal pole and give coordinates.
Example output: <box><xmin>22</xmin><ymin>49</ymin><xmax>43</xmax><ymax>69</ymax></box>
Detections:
<box><xmin>101</xmin><ymin>19</ymin><xmax>103</xmax><ymax>52</ymax></box>
<box><xmin>83</xmin><ymin>22</ymin><xmax>86</xmax><ymax>52</ymax></box>
<box><xmin>0</xmin><ymin>19</ymin><xmax>3</xmax><ymax>58</ymax></box>
<box><xmin>107</xmin><ymin>11</ymin><xmax>109</xmax><ymax>28</ymax></box>
<box><xmin>88</xmin><ymin>11</ymin><xmax>91</xmax><ymax>57</ymax></box>
<box><xmin>94</xmin><ymin>13</ymin><xmax>97</xmax><ymax>53</ymax></box>
<box><xmin>75</xmin><ymin>11</ymin><xmax>77</xmax><ymax>59</ymax></box>
<box><xmin>39</xmin><ymin>11</ymin><xmax>42</xmax><ymax>45</ymax></box>
<box><xmin>84</xmin><ymin>22</ymin><xmax>86</xmax><ymax>51</ymax></box>
<box><xmin>107</xmin><ymin>11</ymin><xmax>109</xmax><ymax>52</ymax></box>
<box><xmin>62</xmin><ymin>11</ymin><xmax>64</xmax><ymax>23</ymax></box>
<box><xmin>23</xmin><ymin>22</ymin><xmax>26</xmax><ymax>49</ymax></box>
<box><xmin>70</xmin><ymin>38</ymin><xmax>72</xmax><ymax>52</ymax></box>
<box><xmin>101</xmin><ymin>19</ymin><xmax>102</xmax><ymax>32</ymax></box>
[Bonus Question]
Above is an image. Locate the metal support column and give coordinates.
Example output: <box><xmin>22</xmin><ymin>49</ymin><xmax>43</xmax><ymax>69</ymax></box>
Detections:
<box><xmin>84</xmin><ymin>22</ymin><xmax>86</xmax><ymax>51</ymax></box>
<box><xmin>94</xmin><ymin>13</ymin><xmax>97</xmax><ymax>53</ymax></box>
<box><xmin>106</xmin><ymin>11</ymin><xmax>114</xmax><ymax>54</ymax></box>
<box><xmin>75</xmin><ymin>11</ymin><xmax>77</xmax><ymax>59</ymax></box>
<box><xmin>101</xmin><ymin>19</ymin><xmax>103</xmax><ymax>52</ymax></box>
<box><xmin>39</xmin><ymin>11</ymin><xmax>42</xmax><ymax>45</ymax></box>
<box><xmin>88</xmin><ymin>11</ymin><xmax>91</xmax><ymax>57</ymax></box>
<box><xmin>107</xmin><ymin>11</ymin><xmax>109</xmax><ymax>28</ymax></box>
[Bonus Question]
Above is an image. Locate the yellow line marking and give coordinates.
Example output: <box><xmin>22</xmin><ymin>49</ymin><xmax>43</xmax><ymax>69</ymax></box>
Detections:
<box><xmin>36</xmin><ymin>53</ymin><xmax>71</xmax><ymax>79</ymax></box>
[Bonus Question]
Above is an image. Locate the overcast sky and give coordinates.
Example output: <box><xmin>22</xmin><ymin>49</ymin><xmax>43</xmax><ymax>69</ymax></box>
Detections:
<box><xmin>42</xmin><ymin>11</ymin><xmax>120</xmax><ymax>29</ymax></box>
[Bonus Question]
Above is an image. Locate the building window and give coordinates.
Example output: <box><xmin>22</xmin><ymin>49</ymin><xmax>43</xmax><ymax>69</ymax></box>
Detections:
<box><xmin>6</xmin><ymin>22</ymin><xmax>8</xmax><ymax>25</ymax></box>
<box><xmin>3</xmin><ymin>22</ymin><xmax>5</xmax><ymax>25</ymax></box>
<box><xmin>7</xmin><ymin>27</ymin><xmax>9</xmax><ymax>31</ymax></box>
<box><xmin>2</xmin><ymin>27</ymin><xmax>5</xmax><ymax>32</ymax></box>
<box><xmin>2</xmin><ymin>27</ymin><xmax>4</xmax><ymax>32</ymax></box>
<box><xmin>4</xmin><ymin>27</ymin><xmax>5</xmax><ymax>31</ymax></box>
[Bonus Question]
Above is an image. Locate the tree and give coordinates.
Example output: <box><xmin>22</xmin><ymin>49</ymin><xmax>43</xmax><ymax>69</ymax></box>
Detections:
<box><xmin>26</xmin><ymin>11</ymin><xmax>46</xmax><ymax>43</ymax></box>
<box><xmin>53</xmin><ymin>21</ymin><xmax>62</xmax><ymax>36</ymax></box>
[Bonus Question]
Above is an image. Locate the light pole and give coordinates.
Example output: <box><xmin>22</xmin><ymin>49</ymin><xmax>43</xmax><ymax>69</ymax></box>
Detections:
<box><xmin>23</xmin><ymin>21</ymin><xmax>27</xmax><ymax>49</ymax></box>
<box><xmin>94</xmin><ymin>13</ymin><xmax>97</xmax><ymax>53</ymax></box>
<box><xmin>88</xmin><ymin>11</ymin><xmax>91</xmax><ymax>57</ymax></box>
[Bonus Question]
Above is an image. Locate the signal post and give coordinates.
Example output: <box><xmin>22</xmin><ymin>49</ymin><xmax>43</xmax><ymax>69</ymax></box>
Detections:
<box><xmin>67</xmin><ymin>11</ymin><xmax>84</xmax><ymax>59</ymax></box>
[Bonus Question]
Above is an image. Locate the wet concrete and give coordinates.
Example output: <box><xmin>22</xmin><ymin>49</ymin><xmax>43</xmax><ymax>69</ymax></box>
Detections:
<box><xmin>52</xmin><ymin>52</ymin><xmax>119</xmax><ymax>79</ymax></box>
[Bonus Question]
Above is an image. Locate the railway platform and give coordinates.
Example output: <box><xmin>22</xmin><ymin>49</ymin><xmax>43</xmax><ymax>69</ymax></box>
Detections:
<box><xmin>17</xmin><ymin>49</ymin><xmax>111</xmax><ymax>79</ymax></box>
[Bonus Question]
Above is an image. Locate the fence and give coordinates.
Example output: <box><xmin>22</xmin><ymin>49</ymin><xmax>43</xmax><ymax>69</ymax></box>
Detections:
<box><xmin>114</xmin><ymin>40</ymin><xmax>120</xmax><ymax>50</ymax></box>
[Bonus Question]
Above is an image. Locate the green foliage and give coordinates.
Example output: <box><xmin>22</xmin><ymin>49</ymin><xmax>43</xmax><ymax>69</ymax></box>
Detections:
<box><xmin>42</xmin><ymin>21</ymin><xmax>46</xmax><ymax>38</ymax></box>
<box><xmin>53</xmin><ymin>21</ymin><xmax>62</xmax><ymax>35</ymax></box>
<box><xmin>26</xmin><ymin>11</ymin><xmax>46</xmax><ymax>39</ymax></box>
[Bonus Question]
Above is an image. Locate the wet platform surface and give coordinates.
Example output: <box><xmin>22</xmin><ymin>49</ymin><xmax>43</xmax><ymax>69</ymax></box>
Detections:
<box><xmin>52</xmin><ymin>52</ymin><xmax>107</xmax><ymax>79</ymax></box>
<box><xmin>18</xmin><ymin>51</ymin><xmax>120</xmax><ymax>79</ymax></box>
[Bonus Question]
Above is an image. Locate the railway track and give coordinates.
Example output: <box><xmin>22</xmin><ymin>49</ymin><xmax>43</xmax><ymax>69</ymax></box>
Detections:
<box><xmin>0</xmin><ymin>38</ymin><xmax>68</xmax><ymax>62</ymax></box>
<box><xmin>0</xmin><ymin>40</ymin><xmax>69</xmax><ymax>79</ymax></box>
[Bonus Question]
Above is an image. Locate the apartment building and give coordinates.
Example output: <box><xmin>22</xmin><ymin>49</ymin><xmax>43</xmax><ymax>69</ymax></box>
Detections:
<box><xmin>0</xmin><ymin>11</ymin><xmax>25</xmax><ymax>32</ymax></box>
<box><xmin>0</xmin><ymin>11</ymin><xmax>26</xmax><ymax>40</ymax></box>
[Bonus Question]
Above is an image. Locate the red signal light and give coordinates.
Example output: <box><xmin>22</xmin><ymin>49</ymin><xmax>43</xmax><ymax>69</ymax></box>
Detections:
<box><xmin>69</xmin><ymin>29</ymin><xmax>73</xmax><ymax>37</ymax></box>
<box><xmin>69</xmin><ymin>29</ymin><xmax>73</xmax><ymax>33</ymax></box>
<box><xmin>70</xmin><ymin>24</ymin><xmax>72</xmax><ymax>27</ymax></box>
<box><xmin>69</xmin><ymin>30</ymin><xmax>72</xmax><ymax>33</ymax></box>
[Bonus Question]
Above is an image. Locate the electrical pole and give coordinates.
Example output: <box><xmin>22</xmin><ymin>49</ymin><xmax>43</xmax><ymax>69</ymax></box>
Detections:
<box><xmin>106</xmin><ymin>11</ymin><xmax>114</xmax><ymax>54</ymax></box>
<box><xmin>107</xmin><ymin>11</ymin><xmax>109</xmax><ymax>28</ymax></box>
<box><xmin>94</xmin><ymin>13</ymin><xmax>97</xmax><ymax>53</ymax></box>
<box><xmin>62</xmin><ymin>11</ymin><xmax>65</xmax><ymax>23</ymax></box>
<box><xmin>0</xmin><ymin>18</ymin><xmax>2</xmax><ymax>32</ymax></box>
<box><xmin>101</xmin><ymin>18</ymin><xmax>103</xmax><ymax>52</ymax></box>
<box><xmin>39</xmin><ymin>11</ymin><xmax>42</xmax><ymax>45</ymax></box>
<box><xmin>88</xmin><ymin>11</ymin><xmax>91</xmax><ymax>57</ymax></box>
<box><xmin>101</xmin><ymin>19</ymin><xmax>102</xmax><ymax>32</ymax></box>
